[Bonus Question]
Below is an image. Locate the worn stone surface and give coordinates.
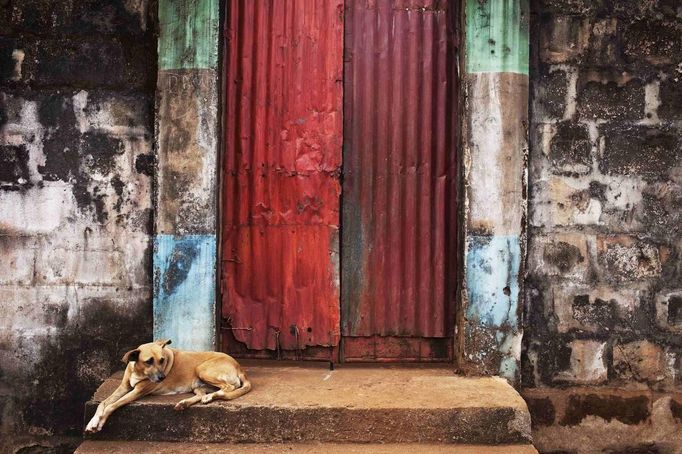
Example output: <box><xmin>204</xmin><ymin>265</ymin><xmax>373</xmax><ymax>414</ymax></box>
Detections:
<box><xmin>523</xmin><ymin>388</ymin><xmax>682</xmax><ymax>454</ymax></box>
<box><xmin>85</xmin><ymin>365</ymin><xmax>532</xmax><ymax>445</ymax></box>
<box><xmin>0</xmin><ymin>1</ymin><xmax>157</xmax><ymax>453</ymax></box>
<box><xmin>525</xmin><ymin>0</ymin><xmax>682</xmax><ymax>451</ymax></box>
<box><xmin>75</xmin><ymin>441</ymin><xmax>540</xmax><ymax>454</ymax></box>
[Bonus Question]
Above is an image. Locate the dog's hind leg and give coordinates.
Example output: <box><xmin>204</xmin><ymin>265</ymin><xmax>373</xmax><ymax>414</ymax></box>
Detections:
<box><xmin>174</xmin><ymin>387</ymin><xmax>209</xmax><ymax>411</ymax></box>
<box><xmin>196</xmin><ymin>360</ymin><xmax>252</xmax><ymax>404</ymax></box>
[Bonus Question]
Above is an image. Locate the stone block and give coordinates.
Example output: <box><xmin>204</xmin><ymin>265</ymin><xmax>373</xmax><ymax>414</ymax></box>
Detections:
<box><xmin>562</xmin><ymin>392</ymin><xmax>651</xmax><ymax>425</ymax></box>
<box><xmin>0</xmin><ymin>235</ymin><xmax>37</xmax><ymax>285</ymax></box>
<box><xmin>613</xmin><ymin>340</ymin><xmax>666</xmax><ymax>383</ymax></box>
<box><xmin>623</xmin><ymin>19</ymin><xmax>682</xmax><ymax>66</ymax></box>
<box><xmin>655</xmin><ymin>291</ymin><xmax>682</xmax><ymax>332</ymax></box>
<box><xmin>530</xmin><ymin>176</ymin><xmax>604</xmax><ymax>228</ymax></box>
<box><xmin>571</xmin><ymin>294</ymin><xmax>615</xmax><ymax>330</ymax></box>
<box><xmin>584</xmin><ymin>18</ymin><xmax>623</xmax><ymax>67</ymax></box>
<box><xmin>7</xmin><ymin>0</ymin><xmax>151</xmax><ymax>36</ymax></box>
<box><xmin>524</xmin><ymin>396</ymin><xmax>556</xmax><ymax>428</ymax></box>
<box><xmin>534</xmin><ymin>69</ymin><xmax>569</xmax><ymax>120</ymax></box>
<box><xmin>0</xmin><ymin>36</ymin><xmax>23</xmax><ymax>83</ymax></box>
<box><xmin>538</xmin><ymin>1</ymin><xmax>603</xmax><ymax>17</ymax></box>
<box><xmin>612</xmin><ymin>0</ymin><xmax>682</xmax><ymax>19</ymax></box>
<box><xmin>71</xmin><ymin>90</ymin><xmax>153</xmax><ymax>136</ymax></box>
<box><xmin>658</xmin><ymin>77</ymin><xmax>682</xmax><ymax>121</ymax></box>
<box><xmin>0</xmin><ymin>144</ymin><xmax>31</xmax><ymax>190</ymax></box>
<box><xmin>597</xmin><ymin>235</ymin><xmax>662</xmax><ymax>282</ymax></box>
<box><xmin>633</xmin><ymin>181</ymin><xmax>682</xmax><ymax>237</ymax></box>
<box><xmin>554</xmin><ymin>339</ymin><xmax>608</xmax><ymax>384</ymax></box>
<box><xmin>32</xmin><ymin>38</ymin><xmax>155</xmax><ymax>90</ymax></box>
<box><xmin>0</xmin><ymin>183</ymin><xmax>77</xmax><ymax>234</ymax></box>
<box><xmin>539</xmin><ymin>15</ymin><xmax>590</xmax><ymax>64</ymax></box>
<box><xmin>599</xmin><ymin>125</ymin><xmax>680</xmax><ymax>178</ymax></box>
<box><xmin>578</xmin><ymin>79</ymin><xmax>645</xmax><ymax>121</ymax></box>
<box><xmin>549</xmin><ymin>284</ymin><xmax>641</xmax><ymax>334</ymax></box>
<box><xmin>548</xmin><ymin>121</ymin><xmax>592</xmax><ymax>175</ymax></box>
<box><xmin>528</xmin><ymin>232</ymin><xmax>591</xmax><ymax>280</ymax></box>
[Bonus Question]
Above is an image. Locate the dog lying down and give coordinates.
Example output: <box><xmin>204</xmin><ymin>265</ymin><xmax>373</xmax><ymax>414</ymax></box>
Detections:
<box><xmin>85</xmin><ymin>339</ymin><xmax>251</xmax><ymax>433</ymax></box>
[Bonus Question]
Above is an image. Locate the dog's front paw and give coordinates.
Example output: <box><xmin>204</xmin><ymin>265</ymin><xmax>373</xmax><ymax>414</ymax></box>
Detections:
<box><xmin>85</xmin><ymin>416</ymin><xmax>101</xmax><ymax>434</ymax></box>
<box><xmin>174</xmin><ymin>401</ymin><xmax>188</xmax><ymax>411</ymax></box>
<box><xmin>200</xmin><ymin>394</ymin><xmax>213</xmax><ymax>404</ymax></box>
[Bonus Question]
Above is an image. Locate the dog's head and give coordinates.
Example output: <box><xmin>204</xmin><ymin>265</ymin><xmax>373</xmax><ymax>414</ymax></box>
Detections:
<box><xmin>122</xmin><ymin>339</ymin><xmax>172</xmax><ymax>383</ymax></box>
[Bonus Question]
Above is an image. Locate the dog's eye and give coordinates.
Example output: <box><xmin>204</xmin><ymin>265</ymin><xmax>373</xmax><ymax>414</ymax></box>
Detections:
<box><xmin>159</xmin><ymin>357</ymin><xmax>165</xmax><ymax>364</ymax></box>
<box><xmin>145</xmin><ymin>358</ymin><xmax>154</xmax><ymax>365</ymax></box>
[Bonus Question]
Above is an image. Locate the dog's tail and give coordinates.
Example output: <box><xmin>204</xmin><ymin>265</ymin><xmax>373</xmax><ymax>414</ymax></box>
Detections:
<box><xmin>223</xmin><ymin>372</ymin><xmax>252</xmax><ymax>400</ymax></box>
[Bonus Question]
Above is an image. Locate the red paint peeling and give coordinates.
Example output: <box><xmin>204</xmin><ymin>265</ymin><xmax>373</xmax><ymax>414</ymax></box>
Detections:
<box><xmin>221</xmin><ymin>0</ymin><xmax>343</xmax><ymax>353</ymax></box>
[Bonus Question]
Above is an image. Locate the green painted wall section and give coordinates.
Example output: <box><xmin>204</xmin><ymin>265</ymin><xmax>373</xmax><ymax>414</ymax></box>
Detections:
<box><xmin>158</xmin><ymin>0</ymin><xmax>219</xmax><ymax>70</ymax></box>
<box><xmin>465</xmin><ymin>0</ymin><xmax>529</xmax><ymax>75</ymax></box>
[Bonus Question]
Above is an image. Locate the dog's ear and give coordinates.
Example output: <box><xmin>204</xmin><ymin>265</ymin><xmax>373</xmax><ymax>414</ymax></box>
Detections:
<box><xmin>155</xmin><ymin>339</ymin><xmax>172</xmax><ymax>347</ymax></box>
<box><xmin>122</xmin><ymin>349</ymin><xmax>140</xmax><ymax>364</ymax></box>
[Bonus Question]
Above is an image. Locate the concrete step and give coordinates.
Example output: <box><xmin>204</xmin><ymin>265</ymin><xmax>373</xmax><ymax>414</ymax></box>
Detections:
<box><xmin>77</xmin><ymin>441</ymin><xmax>539</xmax><ymax>453</ymax></box>
<box><xmin>84</xmin><ymin>364</ymin><xmax>532</xmax><ymax>445</ymax></box>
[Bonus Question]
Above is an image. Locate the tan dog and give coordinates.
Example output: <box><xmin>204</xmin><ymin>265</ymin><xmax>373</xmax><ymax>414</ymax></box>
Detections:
<box><xmin>85</xmin><ymin>339</ymin><xmax>251</xmax><ymax>433</ymax></box>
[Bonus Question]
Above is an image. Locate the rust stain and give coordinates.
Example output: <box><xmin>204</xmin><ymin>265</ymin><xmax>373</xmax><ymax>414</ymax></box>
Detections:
<box><xmin>341</xmin><ymin>0</ymin><xmax>459</xmax><ymax>360</ymax></box>
<box><xmin>221</xmin><ymin>0</ymin><xmax>343</xmax><ymax>352</ymax></box>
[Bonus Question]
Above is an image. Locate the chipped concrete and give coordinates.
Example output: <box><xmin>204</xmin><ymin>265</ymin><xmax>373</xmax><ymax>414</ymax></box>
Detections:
<box><xmin>85</xmin><ymin>365</ymin><xmax>532</xmax><ymax>445</ymax></box>
<box><xmin>76</xmin><ymin>442</ymin><xmax>540</xmax><ymax>454</ymax></box>
<box><xmin>0</xmin><ymin>1</ymin><xmax>156</xmax><ymax>452</ymax></box>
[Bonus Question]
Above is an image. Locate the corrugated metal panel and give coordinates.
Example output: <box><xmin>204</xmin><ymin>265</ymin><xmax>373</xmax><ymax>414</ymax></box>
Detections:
<box><xmin>341</xmin><ymin>0</ymin><xmax>458</xmax><ymax>349</ymax></box>
<box><xmin>222</xmin><ymin>0</ymin><xmax>344</xmax><ymax>352</ymax></box>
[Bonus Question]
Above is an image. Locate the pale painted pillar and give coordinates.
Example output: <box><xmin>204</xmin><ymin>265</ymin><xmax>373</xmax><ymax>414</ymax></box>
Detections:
<box><xmin>460</xmin><ymin>0</ymin><xmax>530</xmax><ymax>382</ymax></box>
<box><xmin>153</xmin><ymin>0</ymin><xmax>220</xmax><ymax>351</ymax></box>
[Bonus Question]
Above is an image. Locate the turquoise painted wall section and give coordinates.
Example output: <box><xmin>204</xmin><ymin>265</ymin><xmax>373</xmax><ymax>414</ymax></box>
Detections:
<box><xmin>465</xmin><ymin>0</ymin><xmax>529</xmax><ymax>74</ymax></box>
<box><xmin>466</xmin><ymin>234</ymin><xmax>522</xmax><ymax>382</ymax></box>
<box><xmin>466</xmin><ymin>235</ymin><xmax>520</xmax><ymax>328</ymax></box>
<box><xmin>153</xmin><ymin>234</ymin><xmax>216</xmax><ymax>351</ymax></box>
<box><xmin>158</xmin><ymin>0</ymin><xmax>219</xmax><ymax>70</ymax></box>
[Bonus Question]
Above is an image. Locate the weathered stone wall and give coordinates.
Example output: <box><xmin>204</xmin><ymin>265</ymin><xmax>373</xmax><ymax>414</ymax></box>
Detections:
<box><xmin>0</xmin><ymin>1</ymin><xmax>157</xmax><ymax>452</ymax></box>
<box><xmin>525</xmin><ymin>0</ymin><xmax>682</xmax><ymax>452</ymax></box>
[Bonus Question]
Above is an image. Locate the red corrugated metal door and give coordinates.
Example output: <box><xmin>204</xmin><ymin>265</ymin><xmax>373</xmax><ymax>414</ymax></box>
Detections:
<box><xmin>221</xmin><ymin>0</ymin><xmax>344</xmax><ymax>359</ymax></box>
<box><xmin>222</xmin><ymin>0</ymin><xmax>458</xmax><ymax>362</ymax></box>
<box><xmin>341</xmin><ymin>0</ymin><xmax>458</xmax><ymax>361</ymax></box>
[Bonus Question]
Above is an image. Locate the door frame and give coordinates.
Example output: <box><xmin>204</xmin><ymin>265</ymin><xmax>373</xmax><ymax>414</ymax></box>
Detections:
<box><xmin>152</xmin><ymin>0</ymin><xmax>529</xmax><ymax>383</ymax></box>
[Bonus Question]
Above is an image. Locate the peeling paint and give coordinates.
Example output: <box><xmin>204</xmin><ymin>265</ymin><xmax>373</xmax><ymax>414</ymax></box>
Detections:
<box><xmin>153</xmin><ymin>234</ymin><xmax>216</xmax><ymax>351</ymax></box>
<box><xmin>466</xmin><ymin>235</ymin><xmax>521</xmax><ymax>328</ymax></box>
<box><xmin>466</xmin><ymin>72</ymin><xmax>528</xmax><ymax>236</ymax></box>
<box><xmin>465</xmin><ymin>0</ymin><xmax>529</xmax><ymax>74</ymax></box>
<box><xmin>154</xmin><ymin>0</ymin><xmax>220</xmax><ymax>349</ymax></box>
<box><xmin>462</xmin><ymin>0</ymin><xmax>529</xmax><ymax>381</ymax></box>
<box><xmin>156</xmin><ymin>70</ymin><xmax>217</xmax><ymax>235</ymax></box>
<box><xmin>158</xmin><ymin>0</ymin><xmax>219</xmax><ymax>70</ymax></box>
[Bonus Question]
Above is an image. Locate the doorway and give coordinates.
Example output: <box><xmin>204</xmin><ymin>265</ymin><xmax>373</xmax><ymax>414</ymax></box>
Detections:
<box><xmin>220</xmin><ymin>0</ymin><xmax>459</xmax><ymax>362</ymax></box>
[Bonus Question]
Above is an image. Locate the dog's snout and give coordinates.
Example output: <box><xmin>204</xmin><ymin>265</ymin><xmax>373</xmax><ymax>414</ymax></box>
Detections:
<box><xmin>149</xmin><ymin>372</ymin><xmax>166</xmax><ymax>383</ymax></box>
